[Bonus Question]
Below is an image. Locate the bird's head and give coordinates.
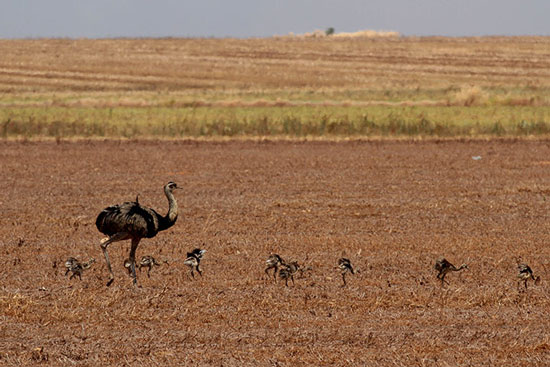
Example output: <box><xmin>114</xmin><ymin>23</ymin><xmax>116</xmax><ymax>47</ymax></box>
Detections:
<box><xmin>165</xmin><ymin>181</ymin><xmax>180</xmax><ymax>192</ymax></box>
<box><xmin>517</xmin><ymin>263</ymin><xmax>530</xmax><ymax>272</ymax></box>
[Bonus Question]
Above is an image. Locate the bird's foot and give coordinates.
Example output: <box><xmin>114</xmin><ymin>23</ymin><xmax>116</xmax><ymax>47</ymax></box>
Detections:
<box><xmin>106</xmin><ymin>278</ymin><xmax>114</xmax><ymax>287</ymax></box>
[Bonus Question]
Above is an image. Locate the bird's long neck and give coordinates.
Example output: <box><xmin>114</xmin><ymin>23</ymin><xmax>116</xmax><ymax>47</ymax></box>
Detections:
<box><xmin>159</xmin><ymin>187</ymin><xmax>178</xmax><ymax>231</ymax></box>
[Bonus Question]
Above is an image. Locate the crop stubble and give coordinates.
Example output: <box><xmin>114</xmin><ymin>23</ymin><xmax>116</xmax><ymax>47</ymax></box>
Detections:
<box><xmin>1</xmin><ymin>139</ymin><xmax>550</xmax><ymax>365</ymax></box>
<box><xmin>1</xmin><ymin>37</ymin><xmax>549</xmax><ymax>93</ymax></box>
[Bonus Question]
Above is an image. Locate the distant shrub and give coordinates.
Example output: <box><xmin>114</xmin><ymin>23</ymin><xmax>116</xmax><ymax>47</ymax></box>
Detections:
<box><xmin>290</xmin><ymin>29</ymin><xmax>400</xmax><ymax>39</ymax></box>
<box><xmin>332</xmin><ymin>30</ymin><xmax>400</xmax><ymax>38</ymax></box>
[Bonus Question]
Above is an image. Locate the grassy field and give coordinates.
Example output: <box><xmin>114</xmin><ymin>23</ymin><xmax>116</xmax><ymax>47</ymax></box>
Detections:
<box><xmin>2</xmin><ymin>105</ymin><xmax>549</xmax><ymax>138</ymax></box>
<box><xmin>0</xmin><ymin>36</ymin><xmax>549</xmax><ymax>138</ymax></box>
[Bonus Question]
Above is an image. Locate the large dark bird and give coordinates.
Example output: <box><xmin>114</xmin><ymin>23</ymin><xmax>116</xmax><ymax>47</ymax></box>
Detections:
<box><xmin>96</xmin><ymin>182</ymin><xmax>180</xmax><ymax>286</ymax></box>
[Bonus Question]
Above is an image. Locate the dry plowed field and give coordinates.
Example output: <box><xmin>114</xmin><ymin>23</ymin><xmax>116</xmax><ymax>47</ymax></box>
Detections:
<box><xmin>2</xmin><ymin>139</ymin><xmax>550</xmax><ymax>365</ymax></box>
<box><xmin>1</xmin><ymin>37</ymin><xmax>549</xmax><ymax>93</ymax></box>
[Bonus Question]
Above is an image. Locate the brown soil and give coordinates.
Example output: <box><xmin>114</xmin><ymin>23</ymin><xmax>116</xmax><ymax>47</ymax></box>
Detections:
<box><xmin>1</xmin><ymin>139</ymin><xmax>550</xmax><ymax>366</ymax></box>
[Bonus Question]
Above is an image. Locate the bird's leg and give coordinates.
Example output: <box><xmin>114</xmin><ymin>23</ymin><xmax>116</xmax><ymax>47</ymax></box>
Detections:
<box><xmin>524</xmin><ymin>279</ymin><xmax>528</xmax><ymax>289</ymax></box>
<box><xmin>342</xmin><ymin>273</ymin><xmax>347</xmax><ymax>286</ymax></box>
<box><xmin>440</xmin><ymin>273</ymin><xmax>448</xmax><ymax>287</ymax></box>
<box><xmin>273</xmin><ymin>266</ymin><xmax>278</xmax><ymax>280</ymax></box>
<box><xmin>128</xmin><ymin>237</ymin><xmax>141</xmax><ymax>286</ymax></box>
<box><xmin>190</xmin><ymin>268</ymin><xmax>195</xmax><ymax>279</ymax></box>
<box><xmin>100</xmin><ymin>232</ymin><xmax>129</xmax><ymax>286</ymax></box>
<box><xmin>291</xmin><ymin>274</ymin><xmax>295</xmax><ymax>286</ymax></box>
<box><xmin>265</xmin><ymin>266</ymin><xmax>274</xmax><ymax>279</ymax></box>
<box><xmin>197</xmin><ymin>264</ymin><xmax>202</xmax><ymax>277</ymax></box>
<box><xmin>147</xmin><ymin>265</ymin><xmax>151</xmax><ymax>278</ymax></box>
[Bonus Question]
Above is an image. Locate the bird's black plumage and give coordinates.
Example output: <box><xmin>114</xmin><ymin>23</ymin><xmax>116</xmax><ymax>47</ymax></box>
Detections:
<box><xmin>96</xmin><ymin>202</ymin><xmax>166</xmax><ymax>239</ymax></box>
<box><xmin>96</xmin><ymin>182</ymin><xmax>180</xmax><ymax>286</ymax></box>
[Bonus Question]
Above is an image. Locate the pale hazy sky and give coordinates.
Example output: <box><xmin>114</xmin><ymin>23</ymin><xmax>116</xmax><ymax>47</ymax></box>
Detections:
<box><xmin>1</xmin><ymin>0</ymin><xmax>549</xmax><ymax>39</ymax></box>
